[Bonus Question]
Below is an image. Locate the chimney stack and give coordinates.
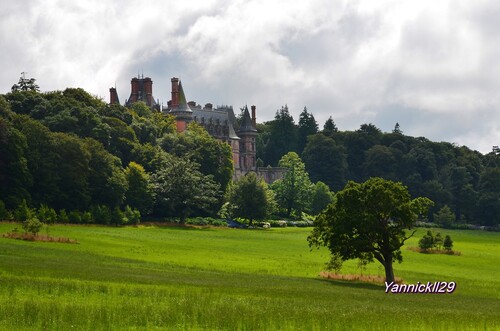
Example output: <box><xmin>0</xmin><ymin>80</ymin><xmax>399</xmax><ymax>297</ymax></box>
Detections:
<box><xmin>171</xmin><ymin>77</ymin><xmax>179</xmax><ymax>108</ymax></box>
<box><xmin>251</xmin><ymin>105</ymin><xmax>256</xmax><ymax>128</ymax></box>
<box><xmin>109</xmin><ymin>87</ymin><xmax>119</xmax><ymax>105</ymax></box>
<box><xmin>144</xmin><ymin>77</ymin><xmax>153</xmax><ymax>106</ymax></box>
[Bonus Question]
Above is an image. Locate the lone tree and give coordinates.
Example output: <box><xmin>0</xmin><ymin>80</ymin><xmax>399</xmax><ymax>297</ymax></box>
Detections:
<box><xmin>308</xmin><ymin>177</ymin><xmax>433</xmax><ymax>283</ymax></box>
<box><xmin>443</xmin><ymin>235</ymin><xmax>453</xmax><ymax>251</ymax></box>
<box><xmin>227</xmin><ymin>172</ymin><xmax>272</xmax><ymax>226</ymax></box>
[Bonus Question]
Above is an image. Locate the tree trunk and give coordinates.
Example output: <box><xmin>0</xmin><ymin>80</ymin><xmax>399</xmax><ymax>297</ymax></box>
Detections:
<box><xmin>384</xmin><ymin>260</ymin><xmax>395</xmax><ymax>284</ymax></box>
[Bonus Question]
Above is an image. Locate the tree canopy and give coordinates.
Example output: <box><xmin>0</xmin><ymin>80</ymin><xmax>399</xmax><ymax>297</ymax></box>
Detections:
<box><xmin>308</xmin><ymin>177</ymin><xmax>433</xmax><ymax>283</ymax></box>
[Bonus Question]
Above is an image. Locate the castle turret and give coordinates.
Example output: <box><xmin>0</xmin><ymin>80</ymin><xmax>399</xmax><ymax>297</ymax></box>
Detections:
<box><xmin>237</xmin><ymin>106</ymin><xmax>258</xmax><ymax>173</ymax></box>
<box><xmin>168</xmin><ymin>78</ymin><xmax>193</xmax><ymax>132</ymax></box>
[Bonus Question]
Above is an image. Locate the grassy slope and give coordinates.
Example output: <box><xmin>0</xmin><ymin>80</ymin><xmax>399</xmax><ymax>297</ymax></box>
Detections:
<box><xmin>0</xmin><ymin>224</ymin><xmax>498</xmax><ymax>330</ymax></box>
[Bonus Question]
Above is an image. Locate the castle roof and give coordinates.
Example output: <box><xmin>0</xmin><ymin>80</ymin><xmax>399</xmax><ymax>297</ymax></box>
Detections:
<box><xmin>238</xmin><ymin>106</ymin><xmax>257</xmax><ymax>133</ymax></box>
<box><xmin>173</xmin><ymin>81</ymin><xmax>192</xmax><ymax>113</ymax></box>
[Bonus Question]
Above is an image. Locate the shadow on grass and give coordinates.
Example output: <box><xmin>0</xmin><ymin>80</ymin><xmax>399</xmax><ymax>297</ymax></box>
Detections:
<box><xmin>314</xmin><ymin>277</ymin><xmax>384</xmax><ymax>291</ymax></box>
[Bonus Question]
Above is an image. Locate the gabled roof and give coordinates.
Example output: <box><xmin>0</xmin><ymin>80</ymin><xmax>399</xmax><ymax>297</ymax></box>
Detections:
<box><xmin>238</xmin><ymin>106</ymin><xmax>256</xmax><ymax>133</ymax></box>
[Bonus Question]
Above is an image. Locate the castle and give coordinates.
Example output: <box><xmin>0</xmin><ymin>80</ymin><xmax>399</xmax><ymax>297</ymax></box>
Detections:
<box><xmin>110</xmin><ymin>76</ymin><xmax>285</xmax><ymax>182</ymax></box>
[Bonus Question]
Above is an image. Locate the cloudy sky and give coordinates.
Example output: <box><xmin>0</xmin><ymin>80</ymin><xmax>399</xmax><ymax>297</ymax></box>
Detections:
<box><xmin>1</xmin><ymin>0</ymin><xmax>499</xmax><ymax>153</ymax></box>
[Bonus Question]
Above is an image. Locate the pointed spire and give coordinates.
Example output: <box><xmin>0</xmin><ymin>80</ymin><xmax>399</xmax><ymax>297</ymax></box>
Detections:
<box><xmin>239</xmin><ymin>106</ymin><xmax>257</xmax><ymax>132</ymax></box>
<box><xmin>176</xmin><ymin>81</ymin><xmax>192</xmax><ymax>113</ymax></box>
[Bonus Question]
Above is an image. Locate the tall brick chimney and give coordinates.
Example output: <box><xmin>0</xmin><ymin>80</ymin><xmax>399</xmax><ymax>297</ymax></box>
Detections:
<box><xmin>144</xmin><ymin>77</ymin><xmax>153</xmax><ymax>106</ymax></box>
<box><xmin>130</xmin><ymin>78</ymin><xmax>139</xmax><ymax>103</ymax></box>
<box><xmin>251</xmin><ymin>105</ymin><xmax>256</xmax><ymax>128</ymax></box>
<box><xmin>171</xmin><ymin>77</ymin><xmax>179</xmax><ymax>107</ymax></box>
<box><xmin>109</xmin><ymin>87</ymin><xmax>119</xmax><ymax>105</ymax></box>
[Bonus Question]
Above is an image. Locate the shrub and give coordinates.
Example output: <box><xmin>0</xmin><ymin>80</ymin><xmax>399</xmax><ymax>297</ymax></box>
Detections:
<box><xmin>444</xmin><ymin>235</ymin><xmax>453</xmax><ymax>251</ymax></box>
<box><xmin>434</xmin><ymin>205</ymin><xmax>455</xmax><ymax>228</ymax></box>
<box><xmin>14</xmin><ymin>199</ymin><xmax>34</xmax><ymax>222</ymax></box>
<box><xmin>434</xmin><ymin>233</ymin><xmax>443</xmax><ymax>250</ymax></box>
<box><xmin>37</xmin><ymin>204</ymin><xmax>57</xmax><ymax>224</ymax></box>
<box><xmin>0</xmin><ymin>200</ymin><xmax>13</xmax><ymax>220</ymax></box>
<box><xmin>68</xmin><ymin>210</ymin><xmax>82</xmax><ymax>224</ymax></box>
<box><xmin>418</xmin><ymin>234</ymin><xmax>434</xmax><ymax>252</ymax></box>
<box><xmin>58</xmin><ymin>209</ymin><xmax>69</xmax><ymax>223</ymax></box>
<box><xmin>91</xmin><ymin>205</ymin><xmax>111</xmax><ymax>225</ymax></box>
<box><xmin>210</xmin><ymin>219</ymin><xmax>227</xmax><ymax>227</ymax></box>
<box><xmin>81</xmin><ymin>211</ymin><xmax>93</xmax><ymax>224</ymax></box>
<box><xmin>22</xmin><ymin>217</ymin><xmax>43</xmax><ymax>235</ymax></box>
<box><xmin>124</xmin><ymin>205</ymin><xmax>141</xmax><ymax>225</ymax></box>
<box><xmin>111</xmin><ymin>207</ymin><xmax>124</xmax><ymax>226</ymax></box>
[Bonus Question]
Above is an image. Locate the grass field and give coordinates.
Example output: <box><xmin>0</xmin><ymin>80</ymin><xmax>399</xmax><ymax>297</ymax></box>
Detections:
<box><xmin>0</xmin><ymin>223</ymin><xmax>499</xmax><ymax>330</ymax></box>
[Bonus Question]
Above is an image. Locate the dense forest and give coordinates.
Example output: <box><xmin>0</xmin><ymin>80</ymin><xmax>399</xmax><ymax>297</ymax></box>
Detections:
<box><xmin>256</xmin><ymin>106</ymin><xmax>499</xmax><ymax>226</ymax></box>
<box><xmin>1</xmin><ymin>77</ymin><xmax>499</xmax><ymax>227</ymax></box>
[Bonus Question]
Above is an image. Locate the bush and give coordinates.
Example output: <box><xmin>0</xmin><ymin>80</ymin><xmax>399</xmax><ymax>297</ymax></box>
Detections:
<box><xmin>22</xmin><ymin>217</ymin><xmax>43</xmax><ymax>235</ymax></box>
<box><xmin>444</xmin><ymin>235</ymin><xmax>453</xmax><ymax>251</ymax></box>
<box><xmin>434</xmin><ymin>205</ymin><xmax>455</xmax><ymax>228</ymax></box>
<box><xmin>58</xmin><ymin>209</ymin><xmax>69</xmax><ymax>223</ymax></box>
<box><xmin>91</xmin><ymin>205</ymin><xmax>111</xmax><ymax>225</ymax></box>
<box><xmin>0</xmin><ymin>200</ymin><xmax>12</xmax><ymax>220</ymax></box>
<box><xmin>418</xmin><ymin>232</ymin><xmax>434</xmax><ymax>252</ymax></box>
<box><xmin>68</xmin><ymin>210</ymin><xmax>82</xmax><ymax>224</ymax></box>
<box><xmin>111</xmin><ymin>207</ymin><xmax>125</xmax><ymax>226</ymax></box>
<box><xmin>124</xmin><ymin>206</ymin><xmax>141</xmax><ymax>225</ymax></box>
<box><xmin>81</xmin><ymin>211</ymin><xmax>93</xmax><ymax>224</ymax></box>
<box><xmin>37</xmin><ymin>204</ymin><xmax>57</xmax><ymax>224</ymax></box>
<box><xmin>14</xmin><ymin>199</ymin><xmax>34</xmax><ymax>222</ymax></box>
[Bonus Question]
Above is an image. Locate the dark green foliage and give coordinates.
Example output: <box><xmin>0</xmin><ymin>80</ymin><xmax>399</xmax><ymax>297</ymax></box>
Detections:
<box><xmin>302</xmin><ymin>134</ymin><xmax>347</xmax><ymax>191</ymax></box>
<box><xmin>262</xmin><ymin>105</ymin><xmax>298</xmax><ymax>166</ymax></box>
<box><xmin>363</xmin><ymin>145</ymin><xmax>397</xmax><ymax>180</ymax></box>
<box><xmin>111</xmin><ymin>207</ymin><xmax>124</xmax><ymax>226</ymax></box>
<box><xmin>308</xmin><ymin>177</ymin><xmax>434</xmax><ymax>283</ymax></box>
<box><xmin>90</xmin><ymin>205</ymin><xmax>111</xmax><ymax>225</ymax></box>
<box><xmin>418</xmin><ymin>233</ymin><xmax>434</xmax><ymax>251</ymax></box>
<box><xmin>444</xmin><ymin>235</ymin><xmax>453</xmax><ymax>250</ymax></box>
<box><xmin>58</xmin><ymin>210</ymin><xmax>69</xmax><ymax>223</ymax></box>
<box><xmin>161</xmin><ymin>122</ymin><xmax>233</xmax><ymax>192</ymax></box>
<box><xmin>1</xmin><ymin>82</ymin><xmax>498</xmax><ymax>225</ymax></box>
<box><xmin>297</xmin><ymin>107</ymin><xmax>318</xmax><ymax>153</ymax></box>
<box><xmin>0</xmin><ymin>118</ymin><xmax>32</xmax><ymax>208</ymax></box>
<box><xmin>14</xmin><ymin>199</ymin><xmax>34</xmax><ymax>222</ymax></box>
<box><xmin>434</xmin><ymin>233</ymin><xmax>443</xmax><ymax>250</ymax></box>
<box><xmin>152</xmin><ymin>155</ymin><xmax>220</xmax><ymax>222</ymax></box>
<box><xmin>434</xmin><ymin>205</ymin><xmax>455</xmax><ymax>228</ymax></box>
<box><xmin>322</xmin><ymin>116</ymin><xmax>338</xmax><ymax>135</ymax></box>
<box><xmin>0</xmin><ymin>200</ymin><xmax>11</xmax><ymax>220</ymax></box>
<box><xmin>227</xmin><ymin>173</ymin><xmax>271</xmax><ymax>225</ymax></box>
<box><xmin>68</xmin><ymin>210</ymin><xmax>82</xmax><ymax>224</ymax></box>
<box><xmin>310</xmin><ymin>182</ymin><xmax>334</xmax><ymax>215</ymax></box>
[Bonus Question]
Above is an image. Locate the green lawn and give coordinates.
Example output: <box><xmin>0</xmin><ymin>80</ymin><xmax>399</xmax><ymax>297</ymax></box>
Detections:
<box><xmin>0</xmin><ymin>223</ymin><xmax>498</xmax><ymax>330</ymax></box>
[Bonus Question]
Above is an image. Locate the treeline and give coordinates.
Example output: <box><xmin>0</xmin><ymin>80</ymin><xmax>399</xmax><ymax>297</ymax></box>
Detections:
<box><xmin>0</xmin><ymin>86</ymin><xmax>233</xmax><ymax>222</ymax></box>
<box><xmin>257</xmin><ymin>106</ymin><xmax>500</xmax><ymax>226</ymax></box>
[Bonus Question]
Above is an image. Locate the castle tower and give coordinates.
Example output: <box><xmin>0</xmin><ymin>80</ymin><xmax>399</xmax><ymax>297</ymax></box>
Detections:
<box><xmin>237</xmin><ymin>106</ymin><xmax>258</xmax><ymax>174</ymax></box>
<box><xmin>125</xmin><ymin>76</ymin><xmax>157</xmax><ymax>109</ymax></box>
<box><xmin>168</xmin><ymin>77</ymin><xmax>193</xmax><ymax>132</ymax></box>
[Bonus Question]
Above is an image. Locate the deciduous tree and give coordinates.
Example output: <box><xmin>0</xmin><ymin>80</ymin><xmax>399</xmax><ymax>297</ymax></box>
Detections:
<box><xmin>308</xmin><ymin>177</ymin><xmax>433</xmax><ymax>283</ymax></box>
<box><xmin>272</xmin><ymin>152</ymin><xmax>313</xmax><ymax>217</ymax></box>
